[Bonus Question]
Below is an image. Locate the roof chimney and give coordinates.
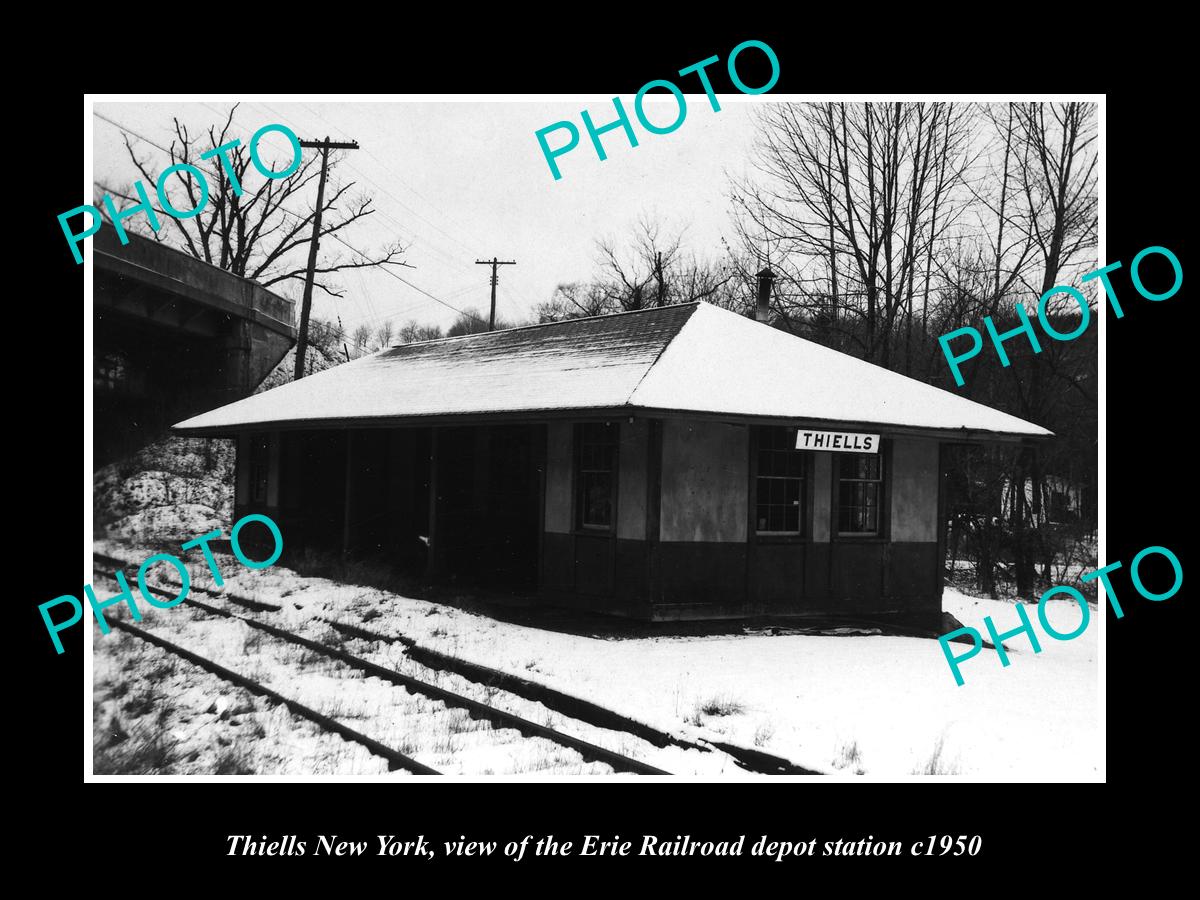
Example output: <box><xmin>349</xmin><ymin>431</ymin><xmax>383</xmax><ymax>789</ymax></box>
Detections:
<box><xmin>755</xmin><ymin>268</ymin><xmax>775</xmax><ymax>323</ymax></box>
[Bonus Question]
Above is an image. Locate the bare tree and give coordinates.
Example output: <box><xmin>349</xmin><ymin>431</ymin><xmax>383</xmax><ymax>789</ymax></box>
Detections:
<box><xmin>732</xmin><ymin>101</ymin><xmax>1098</xmax><ymax>600</ymax></box>
<box><xmin>732</xmin><ymin>102</ymin><xmax>977</xmax><ymax>365</ymax></box>
<box><xmin>447</xmin><ymin>308</ymin><xmax>507</xmax><ymax>336</ymax></box>
<box><xmin>374</xmin><ymin>321</ymin><xmax>394</xmax><ymax>349</ymax></box>
<box><xmin>110</xmin><ymin>105</ymin><xmax>407</xmax><ymax>299</ymax></box>
<box><xmin>1004</xmin><ymin>102</ymin><xmax>1099</xmax><ymax>596</ymax></box>
<box><xmin>351</xmin><ymin>323</ymin><xmax>373</xmax><ymax>350</ymax></box>
<box><xmin>1011</xmin><ymin>103</ymin><xmax>1098</xmax><ymax>299</ymax></box>
<box><xmin>593</xmin><ymin>216</ymin><xmax>681</xmax><ymax>309</ymax></box>
<box><xmin>932</xmin><ymin>103</ymin><xmax>1097</xmax><ymax>597</ymax></box>
<box><xmin>397</xmin><ymin>320</ymin><xmax>444</xmax><ymax>343</ymax></box>
<box><xmin>256</xmin><ymin>316</ymin><xmax>352</xmax><ymax>390</ymax></box>
<box><xmin>533</xmin><ymin>217</ymin><xmax>741</xmax><ymax>323</ymax></box>
<box><xmin>594</xmin><ymin>215</ymin><xmax>740</xmax><ymax>310</ymax></box>
<box><xmin>533</xmin><ymin>282</ymin><xmax>611</xmax><ymax>321</ymax></box>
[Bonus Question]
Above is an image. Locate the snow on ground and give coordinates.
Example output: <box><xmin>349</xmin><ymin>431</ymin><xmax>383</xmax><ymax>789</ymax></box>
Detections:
<box><xmin>94</xmin><ymin>438</ymin><xmax>234</xmax><ymax>542</ymax></box>
<box><xmin>94</xmin><ymin>538</ymin><xmax>1099</xmax><ymax>779</ymax></box>
<box><xmin>103</xmin><ymin>597</ymin><xmax>617</xmax><ymax>777</ymax></box>
<box><xmin>94</xmin><ymin>627</ymin><xmax>390</xmax><ymax>776</ymax></box>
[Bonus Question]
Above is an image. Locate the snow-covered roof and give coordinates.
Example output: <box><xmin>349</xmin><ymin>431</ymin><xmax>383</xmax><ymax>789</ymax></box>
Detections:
<box><xmin>174</xmin><ymin>302</ymin><xmax>1050</xmax><ymax>439</ymax></box>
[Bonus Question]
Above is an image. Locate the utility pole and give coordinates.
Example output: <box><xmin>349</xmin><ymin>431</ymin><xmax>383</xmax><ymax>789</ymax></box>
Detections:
<box><xmin>294</xmin><ymin>135</ymin><xmax>359</xmax><ymax>380</ymax></box>
<box><xmin>475</xmin><ymin>257</ymin><xmax>516</xmax><ymax>331</ymax></box>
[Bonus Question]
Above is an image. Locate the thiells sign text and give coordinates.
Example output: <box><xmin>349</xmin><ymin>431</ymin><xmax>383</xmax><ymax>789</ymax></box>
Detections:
<box><xmin>795</xmin><ymin>430</ymin><xmax>879</xmax><ymax>453</ymax></box>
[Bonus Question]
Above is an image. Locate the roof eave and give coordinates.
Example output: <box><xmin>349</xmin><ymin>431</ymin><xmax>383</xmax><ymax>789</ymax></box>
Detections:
<box><xmin>172</xmin><ymin>404</ymin><xmax>1052</xmax><ymax>443</ymax></box>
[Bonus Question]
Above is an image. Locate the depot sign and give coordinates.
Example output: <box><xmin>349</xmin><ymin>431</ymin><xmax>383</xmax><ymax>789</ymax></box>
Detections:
<box><xmin>795</xmin><ymin>430</ymin><xmax>879</xmax><ymax>453</ymax></box>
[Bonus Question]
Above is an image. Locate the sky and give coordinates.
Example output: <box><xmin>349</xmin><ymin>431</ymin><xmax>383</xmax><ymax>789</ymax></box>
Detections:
<box><xmin>92</xmin><ymin>98</ymin><xmax>762</xmax><ymax>338</ymax></box>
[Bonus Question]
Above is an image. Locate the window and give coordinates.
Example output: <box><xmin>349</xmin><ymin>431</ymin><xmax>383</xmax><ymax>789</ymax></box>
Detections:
<box><xmin>1049</xmin><ymin>489</ymin><xmax>1075</xmax><ymax>524</ymax></box>
<box><xmin>575</xmin><ymin>422</ymin><xmax>618</xmax><ymax>530</ymax></box>
<box><xmin>838</xmin><ymin>452</ymin><xmax>884</xmax><ymax>536</ymax></box>
<box><xmin>755</xmin><ymin>426</ymin><xmax>806</xmax><ymax>534</ymax></box>
<box><xmin>94</xmin><ymin>352</ymin><xmax>127</xmax><ymax>392</ymax></box>
<box><xmin>250</xmin><ymin>434</ymin><xmax>270</xmax><ymax>505</ymax></box>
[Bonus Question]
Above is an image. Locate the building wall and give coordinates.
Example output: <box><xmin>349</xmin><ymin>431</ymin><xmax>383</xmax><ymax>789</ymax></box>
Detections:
<box><xmin>541</xmin><ymin>418</ymin><xmax>653</xmax><ymax>617</ymax></box>
<box><xmin>655</xmin><ymin>420</ymin><xmax>749</xmax><ymax>616</ymax></box>
<box><xmin>890</xmin><ymin>437</ymin><xmax>939</xmax><ymax>542</ymax></box>
<box><xmin>540</xmin><ymin>419</ymin><xmax>942</xmax><ymax>623</ymax></box>
<box><xmin>616</xmin><ymin>420</ymin><xmax>648</xmax><ymax>541</ymax></box>
<box><xmin>234</xmin><ymin>429</ymin><xmax>348</xmax><ymax>557</ymax></box>
<box><xmin>811</xmin><ymin>453</ymin><xmax>833</xmax><ymax>542</ymax></box>
<box><xmin>659</xmin><ymin>420</ymin><xmax>747</xmax><ymax>542</ymax></box>
<box><xmin>815</xmin><ymin>436</ymin><xmax>942</xmax><ymax>621</ymax></box>
<box><xmin>232</xmin><ymin>429</ymin><xmax>290</xmax><ymax>561</ymax></box>
<box><xmin>235</xmin><ymin>418</ymin><xmax>943</xmax><ymax>625</ymax></box>
<box><xmin>544</xmin><ymin>422</ymin><xmax>573</xmax><ymax>535</ymax></box>
<box><xmin>235</xmin><ymin>433</ymin><xmax>250</xmax><ymax>507</ymax></box>
<box><xmin>266</xmin><ymin>431</ymin><xmax>281</xmax><ymax>508</ymax></box>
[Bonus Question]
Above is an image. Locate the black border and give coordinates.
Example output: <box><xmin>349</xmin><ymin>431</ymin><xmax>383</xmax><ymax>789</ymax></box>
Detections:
<box><xmin>21</xmin><ymin>19</ymin><xmax>1191</xmax><ymax>883</ymax></box>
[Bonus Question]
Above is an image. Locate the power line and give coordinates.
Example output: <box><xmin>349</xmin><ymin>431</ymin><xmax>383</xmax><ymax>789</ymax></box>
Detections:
<box><xmin>95</xmin><ymin>113</ymin><xmax>386</xmax><ymax>269</ymax></box>
<box><xmin>252</xmin><ymin>102</ymin><xmax>484</xmax><ymax>274</ymax></box>
<box><xmin>339</xmin><ymin>280</ymin><xmax>481</xmax><ymax>327</ymax></box>
<box><xmin>190</xmin><ymin>104</ymin><xmax>494</xmax><ymax>325</ymax></box>
<box><xmin>93</xmin><ymin>114</ymin><xmax>476</xmax><ymax>327</ymax></box>
<box><xmin>95</xmin><ymin>111</ymin><xmax>495</xmax><ymax>332</ymax></box>
<box><xmin>377</xmin><ymin>264</ymin><xmax>489</xmax><ymax>326</ymax></box>
<box><xmin>90</xmin><ymin>178</ymin><xmax>378</xmax><ymax>356</ymax></box>
<box><xmin>323</xmin><ymin>171</ymin><xmax>475</xmax><ymax>276</ymax></box>
<box><xmin>94</xmin><ymin>173</ymin><xmax>487</xmax><ymax>334</ymax></box>
<box><xmin>98</xmin><ymin>108</ymin><xmax>539</xmax><ymax>330</ymax></box>
<box><xmin>282</xmin><ymin>101</ymin><xmax>490</xmax><ymax>256</ymax></box>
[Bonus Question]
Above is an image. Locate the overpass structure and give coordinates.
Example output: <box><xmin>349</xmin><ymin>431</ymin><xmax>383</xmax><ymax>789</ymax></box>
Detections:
<box><xmin>93</xmin><ymin>229</ymin><xmax>296</xmax><ymax>465</ymax></box>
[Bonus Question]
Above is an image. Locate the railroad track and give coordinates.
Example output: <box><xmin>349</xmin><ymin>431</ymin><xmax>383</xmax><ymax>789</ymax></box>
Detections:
<box><xmin>91</xmin><ymin>554</ymin><xmax>671</xmax><ymax>776</ymax></box>
<box><xmin>106</xmin><ymin>616</ymin><xmax>439</xmax><ymax>775</ymax></box>
<box><xmin>94</xmin><ymin>550</ymin><xmax>819</xmax><ymax>775</ymax></box>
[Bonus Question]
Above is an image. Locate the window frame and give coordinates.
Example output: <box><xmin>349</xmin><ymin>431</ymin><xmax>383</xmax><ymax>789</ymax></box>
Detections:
<box><xmin>751</xmin><ymin>425</ymin><xmax>812</xmax><ymax>540</ymax></box>
<box><xmin>833</xmin><ymin>442</ymin><xmax>890</xmax><ymax>539</ymax></box>
<box><xmin>94</xmin><ymin>352</ymin><xmax>126</xmax><ymax>392</ymax></box>
<box><xmin>573</xmin><ymin>421</ymin><xmax>620</xmax><ymax>534</ymax></box>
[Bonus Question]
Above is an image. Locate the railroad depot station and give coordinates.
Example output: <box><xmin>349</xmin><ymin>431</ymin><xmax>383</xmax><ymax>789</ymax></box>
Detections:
<box><xmin>175</xmin><ymin>300</ymin><xmax>1048</xmax><ymax>625</ymax></box>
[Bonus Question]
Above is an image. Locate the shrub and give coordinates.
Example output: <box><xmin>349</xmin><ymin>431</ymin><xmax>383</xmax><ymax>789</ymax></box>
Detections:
<box><xmin>212</xmin><ymin>744</ymin><xmax>256</xmax><ymax>776</ymax></box>
<box><xmin>94</xmin><ymin>728</ymin><xmax>176</xmax><ymax>775</ymax></box>
<box><xmin>696</xmin><ymin>695</ymin><xmax>745</xmax><ymax>717</ymax></box>
<box><xmin>833</xmin><ymin>739</ymin><xmax>865</xmax><ymax>775</ymax></box>
<box><xmin>914</xmin><ymin>736</ymin><xmax>960</xmax><ymax>776</ymax></box>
